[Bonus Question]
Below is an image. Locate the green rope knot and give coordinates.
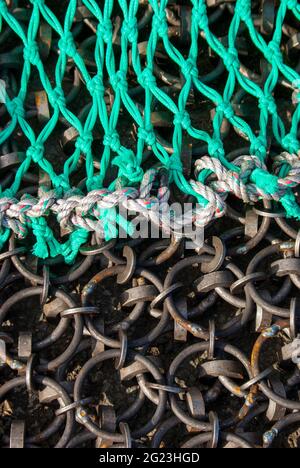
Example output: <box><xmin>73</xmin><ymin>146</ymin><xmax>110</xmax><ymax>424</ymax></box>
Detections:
<box><xmin>217</xmin><ymin>101</ymin><xmax>235</xmax><ymax>120</ymax></box>
<box><xmin>61</xmin><ymin>228</ymin><xmax>89</xmax><ymax>264</ymax></box>
<box><xmin>97</xmin><ymin>19</ymin><xmax>113</xmax><ymax>44</ymax></box>
<box><xmin>31</xmin><ymin>217</ymin><xmax>61</xmax><ymax>259</ymax></box>
<box><xmin>223</xmin><ymin>48</ymin><xmax>239</xmax><ymax>70</ymax></box>
<box><xmin>112</xmin><ymin>150</ymin><xmax>144</xmax><ymax>183</ymax></box>
<box><xmin>208</xmin><ymin>139</ymin><xmax>225</xmax><ymax>159</ymax></box>
<box><xmin>192</xmin><ymin>2</ymin><xmax>209</xmax><ymax>30</ymax></box>
<box><xmin>250</xmin><ymin>168</ymin><xmax>279</xmax><ymax>196</ymax></box>
<box><xmin>174</xmin><ymin>111</ymin><xmax>191</xmax><ymax>130</ymax></box>
<box><xmin>122</xmin><ymin>17</ymin><xmax>138</xmax><ymax>43</ymax></box>
<box><xmin>87</xmin><ymin>75</ymin><xmax>105</xmax><ymax>97</ymax></box>
<box><xmin>27</xmin><ymin>143</ymin><xmax>44</xmax><ymax>164</ymax></box>
<box><xmin>139</xmin><ymin>67</ymin><xmax>156</xmax><ymax>88</ymax></box>
<box><xmin>138</xmin><ymin>126</ymin><xmax>156</xmax><ymax>147</ymax></box>
<box><xmin>259</xmin><ymin>94</ymin><xmax>277</xmax><ymax>114</ymax></box>
<box><xmin>59</xmin><ymin>32</ymin><xmax>77</xmax><ymax>58</ymax></box>
<box><xmin>104</xmin><ymin>131</ymin><xmax>121</xmax><ymax>153</ymax></box>
<box><xmin>52</xmin><ymin>174</ymin><xmax>70</xmax><ymax>192</ymax></box>
<box><xmin>152</xmin><ymin>11</ymin><xmax>168</xmax><ymax>37</ymax></box>
<box><xmin>250</xmin><ymin>137</ymin><xmax>267</xmax><ymax>160</ymax></box>
<box><xmin>48</xmin><ymin>87</ymin><xmax>66</xmax><ymax>109</ymax></box>
<box><xmin>182</xmin><ymin>59</ymin><xmax>198</xmax><ymax>79</ymax></box>
<box><xmin>166</xmin><ymin>153</ymin><xmax>183</xmax><ymax>173</ymax></box>
<box><xmin>76</xmin><ymin>133</ymin><xmax>93</xmax><ymax>154</ymax></box>
<box><xmin>6</xmin><ymin>97</ymin><xmax>25</xmax><ymax>119</ymax></box>
<box><xmin>265</xmin><ymin>41</ymin><xmax>282</xmax><ymax>64</ymax></box>
<box><xmin>235</xmin><ymin>0</ymin><xmax>251</xmax><ymax>22</ymax></box>
<box><xmin>24</xmin><ymin>40</ymin><xmax>40</xmax><ymax>66</ymax></box>
<box><xmin>110</xmin><ymin>71</ymin><xmax>128</xmax><ymax>94</ymax></box>
<box><xmin>282</xmin><ymin>134</ymin><xmax>300</xmax><ymax>155</ymax></box>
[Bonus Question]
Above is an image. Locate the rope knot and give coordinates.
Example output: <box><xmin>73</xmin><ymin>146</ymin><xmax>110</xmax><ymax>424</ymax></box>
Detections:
<box><xmin>265</xmin><ymin>41</ymin><xmax>282</xmax><ymax>64</ymax></box>
<box><xmin>75</xmin><ymin>133</ymin><xmax>93</xmax><ymax>154</ymax></box>
<box><xmin>217</xmin><ymin>101</ymin><xmax>234</xmax><ymax>120</ymax></box>
<box><xmin>112</xmin><ymin>150</ymin><xmax>144</xmax><ymax>183</ymax></box>
<box><xmin>223</xmin><ymin>48</ymin><xmax>239</xmax><ymax>70</ymax></box>
<box><xmin>122</xmin><ymin>17</ymin><xmax>138</xmax><ymax>43</ymax></box>
<box><xmin>52</xmin><ymin>174</ymin><xmax>69</xmax><ymax>191</ymax></box>
<box><xmin>27</xmin><ymin>143</ymin><xmax>44</xmax><ymax>164</ymax></box>
<box><xmin>87</xmin><ymin>75</ymin><xmax>105</xmax><ymax>97</ymax></box>
<box><xmin>48</xmin><ymin>86</ymin><xmax>66</xmax><ymax>109</ymax></box>
<box><xmin>6</xmin><ymin>97</ymin><xmax>25</xmax><ymax>119</ymax></box>
<box><xmin>166</xmin><ymin>153</ymin><xmax>183</xmax><ymax>173</ymax></box>
<box><xmin>208</xmin><ymin>139</ymin><xmax>225</xmax><ymax>158</ymax></box>
<box><xmin>139</xmin><ymin>67</ymin><xmax>156</xmax><ymax>88</ymax></box>
<box><xmin>110</xmin><ymin>71</ymin><xmax>128</xmax><ymax>93</ymax></box>
<box><xmin>104</xmin><ymin>131</ymin><xmax>121</xmax><ymax>152</ymax></box>
<box><xmin>58</xmin><ymin>32</ymin><xmax>77</xmax><ymax>58</ymax></box>
<box><xmin>152</xmin><ymin>11</ymin><xmax>168</xmax><ymax>37</ymax></box>
<box><xmin>174</xmin><ymin>111</ymin><xmax>191</xmax><ymax>130</ymax></box>
<box><xmin>23</xmin><ymin>40</ymin><xmax>40</xmax><ymax>66</ymax></box>
<box><xmin>192</xmin><ymin>2</ymin><xmax>208</xmax><ymax>29</ymax></box>
<box><xmin>97</xmin><ymin>19</ymin><xmax>113</xmax><ymax>43</ymax></box>
<box><xmin>259</xmin><ymin>94</ymin><xmax>277</xmax><ymax>114</ymax></box>
<box><xmin>182</xmin><ymin>59</ymin><xmax>198</xmax><ymax>79</ymax></box>
<box><xmin>250</xmin><ymin>137</ymin><xmax>267</xmax><ymax>159</ymax></box>
<box><xmin>282</xmin><ymin>134</ymin><xmax>300</xmax><ymax>154</ymax></box>
<box><xmin>251</xmin><ymin>168</ymin><xmax>279</xmax><ymax>196</ymax></box>
<box><xmin>235</xmin><ymin>0</ymin><xmax>251</xmax><ymax>22</ymax></box>
<box><xmin>138</xmin><ymin>126</ymin><xmax>156</xmax><ymax>147</ymax></box>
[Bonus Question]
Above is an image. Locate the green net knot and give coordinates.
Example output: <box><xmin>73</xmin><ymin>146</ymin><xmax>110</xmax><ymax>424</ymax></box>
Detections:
<box><xmin>27</xmin><ymin>143</ymin><xmax>44</xmax><ymax>164</ymax></box>
<box><xmin>235</xmin><ymin>0</ymin><xmax>251</xmax><ymax>22</ymax></box>
<box><xmin>31</xmin><ymin>217</ymin><xmax>61</xmax><ymax>259</ymax></box>
<box><xmin>6</xmin><ymin>97</ymin><xmax>25</xmax><ymax>120</ymax></box>
<box><xmin>217</xmin><ymin>101</ymin><xmax>235</xmax><ymax>120</ymax></box>
<box><xmin>282</xmin><ymin>134</ymin><xmax>300</xmax><ymax>155</ymax></box>
<box><xmin>223</xmin><ymin>48</ymin><xmax>240</xmax><ymax>70</ymax></box>
<box><xmin>192</xmin><ymin>1</ymin><xmax>209</xmax><ymax>30</ymax></box>
<box><xmin>152</xmin><ymin>11</ymin><xmax>168</xmax><ymax>37</ymax></box>
<box><xmin>112</xmin><ymin>150</ymin><xmax>144</xmax><ymax>184</ymax></box>
<box><xmin>166</xmin><ymin>153</ymin><xmax>183</xmax><ymax>174</ymax></box>
<box><xmin>97</xmin><ymin>19</ymin><xmax>113</xmax><ymax>44</ymax></box>
<box><xmin>52</xmin><ymin>174</ymin><xmax>70</xmax><ymax>193</ymax></box>
<box><xmin>110</xmin><ymin>71</ymin><xmax>128</xmax><ymax>94</ymax></box>
<box><xmin>58</xmin><ymin>32</ymin><xmax>77</xmax><ymax>58</ymax></box>
<box><xmin>138</xmin><ymin>126</ymin><xmax>156</xmax><ymax>147</ymax></box>
<box><xmin>104</xmin><ymin>131</ymin><xmax>121</xmax><ymax>153</ymax></box>
<box><xmin>87</xmin><ymin>76</ymin><xmax>105</xmax><ymax>97</ymax></box>
<box><xmin>250</xmin><ymin>137</ymin><xmax>267</xmax><ymax>160</ymax></box>
<box><xmin>24</xmin><ymin>40</ymin><xmax>40</xmax><ymax>66</ymax></box>
<box><xmin>265</xmin><ymin>41</ymin><xmax>282</xmax><ymax>64</ymax></box>
<box><xmin>61</xmin><ymin>229</ymin><xmax>89</xmax><ymax>264</ymax></box>
<box><xmin>76</xmin><ymin>133</ymin><xmax>93</xmax><ymax>154</ymax></box>
<box><xmin>48</xmin><ymin>87</ymin><xmax>66</xmax><ymax>109</ymax></box>
<box><xmin>122</xmin><ymin>17</ymin><xmax>138</xmax><ymax>43</ymax></box>
<box><xmin>208</xmin><ymin>139</ymin><xmax>225</xmax><ymax>159</ymax></box>
<box><xmin>138</xmin><ymin>67</ymin><xmax>157</xmax><ymax>88</ymax></box>
<box><xmin>182</xmin><ymin>59</ymin><xmax>198</xmax><ymax>79</ymax></box>
<box><xmin>174</xmin><ymin>111</ymin><xmax>191</xmax><ymax>130</ymax></box>
<box><xmin>259</xmin><ymin>95</ymin><xmax>277</xmax><ymax>114</ymax></box>
<box><xmin>250</xmin><ymin>168</ymin><xmax>279</xmax><ymax>195</ymax></box>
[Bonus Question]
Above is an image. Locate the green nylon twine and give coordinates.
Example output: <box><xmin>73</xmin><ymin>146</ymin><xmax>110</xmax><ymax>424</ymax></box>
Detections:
<box><xmin>0</xmin><ymin>0</ymin><xmax>299</xmax><ymax>262</ymax></box>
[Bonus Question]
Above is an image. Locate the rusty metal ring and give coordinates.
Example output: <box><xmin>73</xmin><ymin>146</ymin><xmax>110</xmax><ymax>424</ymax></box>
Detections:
<box><xmin>150</xmin><ymin>282</ymin><xmax>183</xmax><ymax>310</ymax></box>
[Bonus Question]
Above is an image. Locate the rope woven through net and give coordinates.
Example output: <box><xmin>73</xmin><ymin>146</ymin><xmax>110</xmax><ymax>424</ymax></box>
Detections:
<box><xmin>0</xmin><ymin>0</ymin><xmax>299</xmax><ymax>262</ymax></box>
